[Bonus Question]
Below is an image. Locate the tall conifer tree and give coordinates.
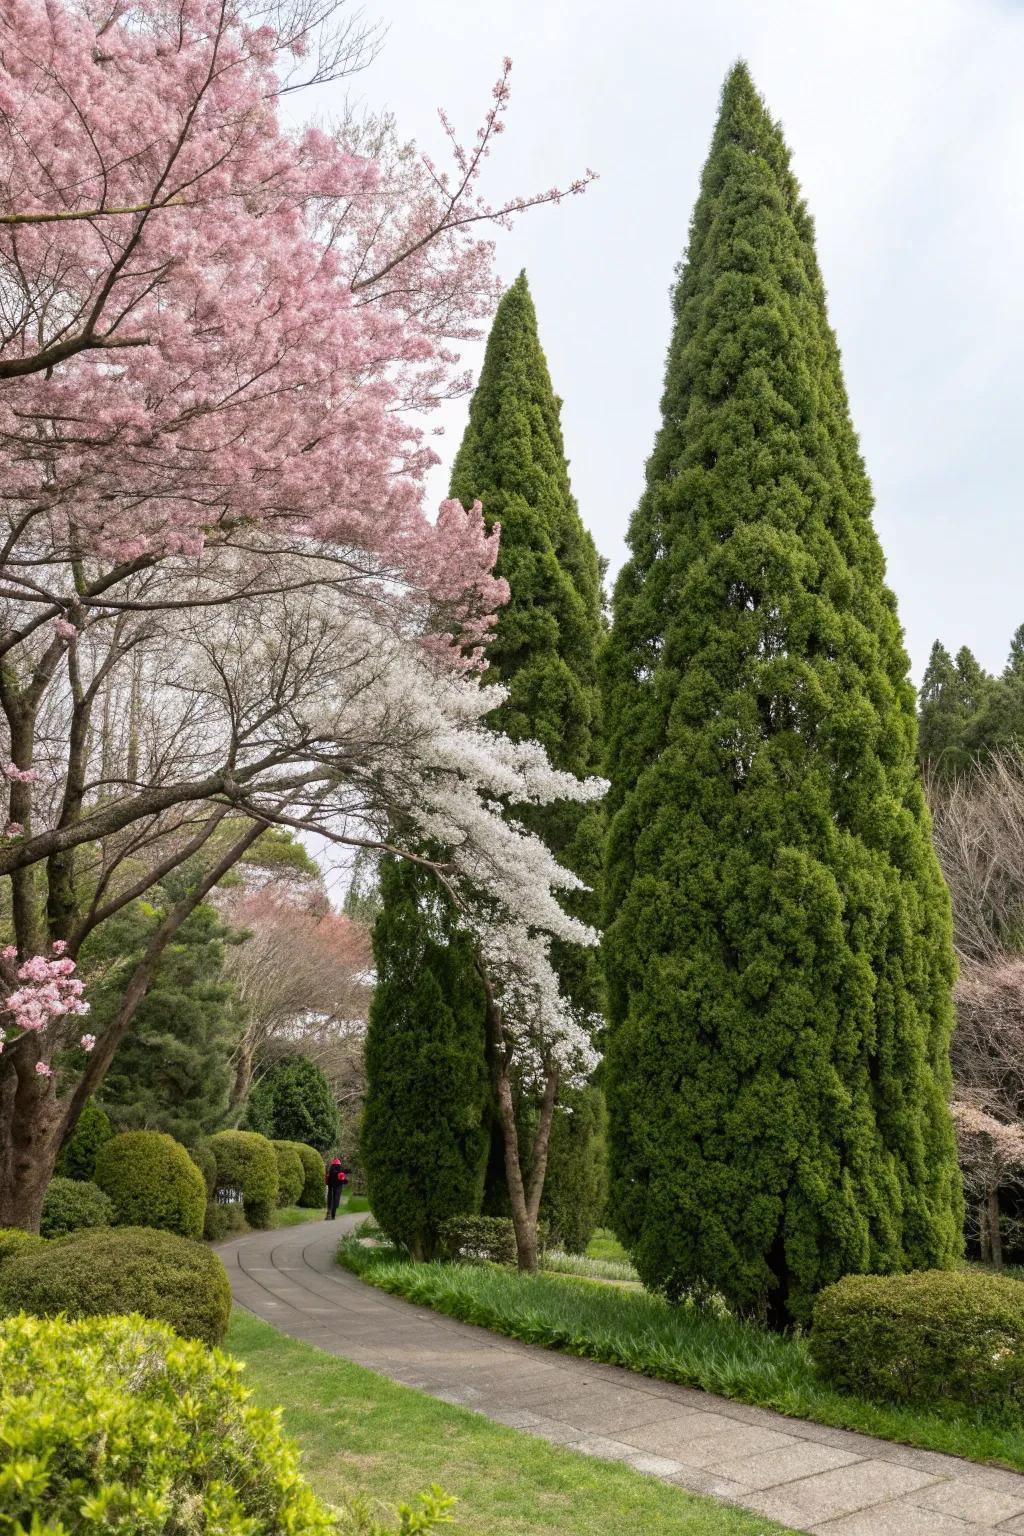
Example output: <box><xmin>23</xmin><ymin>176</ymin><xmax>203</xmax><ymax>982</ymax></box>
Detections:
<box><xmin>363</xmin><ymin>274</ymin><xmax>605</xmax><ymax>1267</ymax></box>
<box><xmin>603</xmin><ymin>65</ymin><xmax>962</xmax><ymax>1325</ymax></box>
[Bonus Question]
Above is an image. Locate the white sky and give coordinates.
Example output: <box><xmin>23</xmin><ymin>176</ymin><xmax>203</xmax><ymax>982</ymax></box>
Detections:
<box><xmin>312</xmin><ymin>0</ymin><xmax>1024</xmax><ymax>682</ymax></box>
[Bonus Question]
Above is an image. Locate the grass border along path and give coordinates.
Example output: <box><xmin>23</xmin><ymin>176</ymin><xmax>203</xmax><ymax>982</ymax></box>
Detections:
<box><xmin>337</xmin><ymin>1238</ymin><xmax>1024</xmax><ymax>1476</ymax></box>
<box><xmin>228</xmin><ymin>1310</ymin><xmax>798</xmax><ymax>1536</ymax></box>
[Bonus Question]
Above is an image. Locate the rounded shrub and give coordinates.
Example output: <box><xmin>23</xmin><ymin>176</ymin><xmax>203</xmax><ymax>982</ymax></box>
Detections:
<box><xmin>94</xmin><ymin>1129</ymin><xmax>207</xmax><ymax>1238</ymax></box>
<box><xmin>272</xmin><ymin>1141</ymin><xmax>304</xmax><ymax>1207</ymax></box>
<box><xmin>40</xmin><ymin>1176</ymin><xmax>114</xmax><ymax>1238</ymax></box>
<box><xmin>208</xmin><ymin>1129</ymin><xmax>278</xmax><ymax>1228</ymax></box>
<box><xmin>0</xmin><ymin>1225</ymin><xmax>231</xmax><ymax>1346</ymax></box>
<box><xmin>0</xmin><ymin>1312</ymin><xmax>336</xmax><ymax>1534</ymax></box>
<box><xmin>190</xmin><ymin>1138</ymin><xmax>218</xmax><ymax>1198</ymax></box>
<box><xmin>54</xmin><ymin>1098</ymin><xmax>113</xmax><ymax>1181</ymax></box>
<box><xmin>0</xmin><ymin>1228</ymin><xmax>46</xmax><ymax>1266</ymax></box>
<box><xmin>275</xmin><ymin>1139</ymin><xmax>324</xmax><ymax>1207</ymax></box>
<box><xmin>811</xmin><ymin>1269</ymin><xmax>1024</xmax><ymax>1411</ymax></box>
<box><xmin>204</xmin><ymin>1203</ymin><xmax>248</xmax><ymax>1242</ymax></box>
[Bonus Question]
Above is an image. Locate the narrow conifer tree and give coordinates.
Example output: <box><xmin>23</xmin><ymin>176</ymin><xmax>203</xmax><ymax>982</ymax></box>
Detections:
<box><xmin>603</xmin><ymin>65</ymin><xmax>962</xmax><ymax>1325</ymax></box>
<box><xmin>361</xmin><ymin>858</ymin><xmax>490</xmax><ymax>1259</ymax></box>
<box><xmin>363</xmin><ymin>273</ymin><xmax>605</xmax><ymax>1270</ymax></box>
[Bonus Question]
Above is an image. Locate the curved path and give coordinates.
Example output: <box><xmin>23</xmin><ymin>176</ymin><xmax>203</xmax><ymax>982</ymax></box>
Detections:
<box><xmin>223</xmin><ymin>1217</ymin><xmax>1024</xmax><ymax>1535</ymax></box>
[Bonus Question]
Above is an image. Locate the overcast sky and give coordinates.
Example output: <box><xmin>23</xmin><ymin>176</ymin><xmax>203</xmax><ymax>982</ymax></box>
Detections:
<box><xmin>312</xmin><ymin>0</ymin><xmax>1024</xmax><ymax>682</ymax></box>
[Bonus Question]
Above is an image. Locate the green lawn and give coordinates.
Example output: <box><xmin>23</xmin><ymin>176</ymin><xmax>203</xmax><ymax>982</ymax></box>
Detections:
<box><xmin>337</xmin><ymin>1239</ymin><xmax>1024</xmax><ymax>1475</ymax></box>
<box><xmin>272</xmin><ymin>1205</ymin><xmax>326</xmax><ymax>1227</ymax></box>
<box><xmin>227</xmin><ymin>1310</ymin><xmax>797</xmax><ymax>1535</ymax></box>
<box><xmin>586</xmin><ymin>1227</ymin><xmax>632</xmax><ymax>1266</ymax></box>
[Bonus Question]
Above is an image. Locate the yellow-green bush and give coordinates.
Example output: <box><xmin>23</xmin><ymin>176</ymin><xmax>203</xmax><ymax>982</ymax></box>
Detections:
<box><xmin>94</xmin><ymin>1130</ymin><xmax>206</xmax><ymax>1238</ymax></box>
<box><xmin>0</xmin><ymin>1229</ymin><xmax>45</xmax><ymax>1266</ymax></box>
<box><xmin>811</xmin><ymin>1269</ymin><xmax>1024</xmax><ymax>1410</ymax></box>
<box><xmin>0</xmin><ymin>1312</ymin><xmax>337</xmax><ymax>1534</ymax></box>
<box><xmin>0</xmin><ymin>1225</ymin><xmax>231</xmax><ymax>1346</ymax></box>
<box><xmin>272</xmin><ymin>1140</ymin><xmax>305</xmax><ymax>1207</ymax></box>
<box><xmin>208</xmin><ymin>1130</ymin><xmax>278</xmax><ymax>1228</ymax></box>
<box><xmin>275</xmin><ymin>1139</ymin><xmax>325</xmax><ymax>1207</ymax></box>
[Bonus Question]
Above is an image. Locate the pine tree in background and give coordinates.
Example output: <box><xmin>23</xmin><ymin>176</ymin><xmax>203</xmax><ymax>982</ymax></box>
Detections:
<box><xmin>93</xmin><ymin>890</ymin><xmax>240</xmax><ymax>1146</ymax></box>
<box><xmin>361</xmin><ymin>858</ymin><xmax>490</xmax><ymax>1259</ymax></box>
<box><xmin>364</xmin><ymin>273</ymin><xmax>606</xmax><ymax>1268</ymax></box>
<box><xmin>602</xmin><ymin>64</ymin><xmax>962</xmax><ymax>1325</ymax></box>
<box><xmin>243</xmin><ymin>1056</ymin><xmax>340</xmax><ymax>1155</ymax></box>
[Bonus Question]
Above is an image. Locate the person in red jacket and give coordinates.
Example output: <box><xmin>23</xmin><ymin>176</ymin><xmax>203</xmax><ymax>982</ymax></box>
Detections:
<box><xmin>325</xmin><ymin>1156</ymin><xmax>348</xmax><ymax>1219</ymax></box>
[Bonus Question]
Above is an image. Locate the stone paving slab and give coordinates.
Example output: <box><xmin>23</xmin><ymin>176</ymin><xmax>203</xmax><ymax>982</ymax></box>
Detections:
<box><xmin>221</xmin><ymin>1216</ymin><xmax>1024</xmax><ymax>1535</ymax></box>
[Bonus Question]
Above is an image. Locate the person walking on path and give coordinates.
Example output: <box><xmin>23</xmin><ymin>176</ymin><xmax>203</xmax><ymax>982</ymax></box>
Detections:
<box><xmin>325</xmin><ymin>1156</ymin><xmax>348</xmax><ymax>1220</ymax></box>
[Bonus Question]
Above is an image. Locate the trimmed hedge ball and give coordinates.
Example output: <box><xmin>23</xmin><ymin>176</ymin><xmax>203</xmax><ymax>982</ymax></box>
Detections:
<box><xmin>208</xmin><ymin>1130</ymin><xmax>278</xmax><ymax>1229</ymax></box>
<box><xmin>272</xmin><ymin>1141</ymin><xmax>305</xmax><ymax>1207</ymax></box>
<box><xmin>190</xmin><ymin>1138</ymin><xmax>218</xmax><ymax>1198</ymax></box>
<box><xmin>0</xmin><ymin>1312</ymin><xmax>336</xmax><ymax>1534</ymax></box>
<box><xmin>811</xmin><ymin>1269</ymin><xmax>1024</xmax><ymax>1411</ymax></box>
<box><xmin>94</xmin><ymin>1130</ymin><xmax>207</xmax><ymax>1238</ymax></box>
<box><xmin>40</xmin><ymin>1177</ymin><xmax>114</xmax><ymax>1239</ymax></box>
<box><xmin>0</xmin><ymin>1225</ymin><xmax>232</xmax><ymax>1346</ymax></box>
<box><xmin>275</xmin><ymin>1139</ymin><xmax>325</xmax><ymax>1208</ymax></box>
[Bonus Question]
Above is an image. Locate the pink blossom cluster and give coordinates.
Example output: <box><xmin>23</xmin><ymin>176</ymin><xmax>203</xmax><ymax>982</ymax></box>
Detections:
<box><xmin>1</xmin><ymin>945</ymin><xmax>89</xmax><ymax>1048</ymax></box>
<box><xmin>2</xmin><ymin>764</ymin><xmax>37</xmax><ymax>784</ymax></box>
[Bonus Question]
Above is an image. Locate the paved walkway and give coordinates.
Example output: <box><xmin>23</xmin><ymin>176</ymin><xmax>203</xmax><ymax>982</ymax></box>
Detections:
<box><xmin>223</xmin><ymin>1216</ymin><xmax>1024</xmax><ymax>1534</ymax></box>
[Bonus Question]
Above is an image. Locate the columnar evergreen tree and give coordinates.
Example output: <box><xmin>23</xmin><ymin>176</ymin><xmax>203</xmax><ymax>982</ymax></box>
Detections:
<box><xmin>919</xmin><ymin>642</ymin><xmax>991</xmax><ymax>779</ymax></box>
<box><xmin>243</xmin><ymin>1056</ymin><xmax>340</xmax><ymax>1156</ymax></box>
<box><xmin>603</xmin><ymin>64</ymin><xmax>962</xmax><ymax>1326</ymax></box>
<box><xmin>362</xmin><ymin>858</ymin><xmax>491</xmax><ymax>1259</ymax></box>
<box><xmin>364</xmin><ymin>273</ymin><xmax>606</xmax><ymax>1268</ymax></box>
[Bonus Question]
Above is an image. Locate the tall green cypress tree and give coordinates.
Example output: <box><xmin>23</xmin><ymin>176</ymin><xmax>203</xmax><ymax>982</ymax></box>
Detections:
<box><xmin>603</xmin><ymin>65</ymin><xmax>962</xmax><ymax>1326</ymax></box>
<box><xmin>364</xmin><ymin>274</ymin><xmax>606</xmax><ymax>1261</ymax></box>
<box><xmin>361</xmin><ymin>858</ymin><xmax>490</xmax><ymax>1259</ymax></box>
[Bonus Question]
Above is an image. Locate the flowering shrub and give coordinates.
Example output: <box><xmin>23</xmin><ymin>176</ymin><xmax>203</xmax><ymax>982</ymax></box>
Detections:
<box><xmin>0</xmin><ymin>1226</ymin><xmax>231</xmax><ymax>1346</ymax></box>
<box><xmin>0</xmin><ymin>1312</ymin><xmax>337</xmax><ymax>1533</ymax></box>
<box><xmin>39</xmin><ymin>1176</ymin><xmax>114</xmax><ymax>1238</ymax></box>
<box><xmin>811</xmin><ymin>1269</ymin><xmax>1024</xmax><ymax>1410</ymax></box>
<box><xmin>94</xmin><ymin>1130</ymin><xmax>207</xmax><ymax>1238</ymax></box>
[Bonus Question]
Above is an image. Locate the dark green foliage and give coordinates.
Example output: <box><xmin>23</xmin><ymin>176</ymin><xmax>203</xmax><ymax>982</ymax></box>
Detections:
<box><xmin>0</xmin><ymin>1229</ymin><xmax>46</xmax><ymax>1265</ymax></box>
<box><xmin>540</xmin><ymin>1086</ymin><xmax>609</xmax><ymax>1254</ymax></box>
<box><xmin>244</xmin><ymin>1056</ymin><xmax>340</xmax><ymax>1156</ymax></box>
<box><xmin>208</xmin><ymin>1130</ymin><xmax>278</xmax><ymax>1228</ymax></box>
<box><xmin>0</xmin><ymin>1226</ymin><xmax>231</xmax><ymax>1346</ymax></box>
<box><xmin>363</xmin><ymin>858</ymin><xmax>491</xmax><ymax>1260</ymax></box>
<box><xmin>272</xmin><ymin>1141</ymin><xmax>304</xmax><ymax>1207</ymax></box>
<box><xmin>602</xmin><ymin>64</ymin><xmax>962</xmax><ymax>1325</ymax></box>
<box><xmin>0</xmin><ymin>1313</ymin><xmax>337</xmax><ymax>1534</ymax></box>
<box><xmin>919</xmin><ymin>628</ymin><xmax>1024</xmax><ymax>778</ymax></box>
<box><xmin>811</xmin><ymin>1270</ymin><xmax>1024</xmax><ymax>1410</ymax></box>
<box><xmin>90</xmin><ymin>890</ymin><xmax>240</xmax><ymax>1144</ymax></box>
<box><xmin>436</xmin><ymin>1215</ymin><xmax>519</xmax><ymax>1265</ymax></box>
<box><xmin>450</xmin><ymin>271</ymin><xmax>605</xmax><ymax>1011</ymax></box>
<box><xmin>94</xmin><ymin>1130</ymin><xmax>207</xmax><ymax>1238</ymax></box>
<box><xmin>191</xmin><ymin>1138</ymin><xmax>218</xmax><ymax>1197</ymax></box>
<box><xmin>40</xmin><ymin>1177</ymin><xmax>114</xmax><ymax>1238</ymax></box>
<box><xmin>54</xmin><ymin>1099</ymin><xmax>112</xmax><ymax>1182</ymax></box>
<box><xmin>274</xmin><ymin>1140</ymin><xmax>324</xmax><ymax>1207</ymax></box>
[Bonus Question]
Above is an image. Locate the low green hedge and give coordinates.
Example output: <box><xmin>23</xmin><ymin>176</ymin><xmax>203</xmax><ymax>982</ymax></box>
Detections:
<box><xmin>0</xmin><ymin>1228</ymin><xmax>46</xmax><ymax>1266</ymax></box>
<box><xmin>272</xmin><ymin>1140</ymin><xmax>305</xmax><ymax>1207</ymax></box>
<box><xmin>94</xmin><ymin>1129</ymin><xmax>207</xmax><ymax>1238</ymax></box>
<box><xmin>811</xmin><ymin>1270</ymin><xmax>1024</xmax><ymax>1411</ymax></box>
<box><xmin>0</xmin><ymin>1225</ymin><xmax>231</xmax><ymax>1346</ymax></box>
<box><xmin>54</xmin><ymin>1098</ymin><xmax>113</xmax><ymax>1181</ymax></box>
<box><xmin>208</xmin><ymin>1130</ymin><xmax>278</xmax><ymax>1228</ymax></box>
<box><xmin>0</xmin><ymin>1312</ymin><xmax>336</xmax><ymax>1533</ymax></box>
<box><xmin>204</xmin><ymin>1202</ymin><xmax>249</xmax><ymax>1242</ymax></box>
<box><xmin>40</xmin><ymin>1176</ymin><xmax>114</xmax><ymax>1238</ymax></box>
<box><xmin>275</xmin><ymin>1139</ymin><xmax>325</xmax><ymax>1207</ymax></box>
<box><xmin>437</xmin><ymin>1214</ymin><xmax>540</xmax><ymax>1266</ymax></box>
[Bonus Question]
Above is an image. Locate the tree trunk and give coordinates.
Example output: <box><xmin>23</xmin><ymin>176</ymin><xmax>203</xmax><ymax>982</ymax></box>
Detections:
<box><xmin>0</xmin><ymin>1067</ymin><xmax>64</xmax><ymax>1231</ymax></box>
<box><xmin>231</xmin><ymin>1040</ymin><xmax>254</xmax><ymax>1110</ymax></box>
<box><xmin>987</xmin><ymin>1181</ymin><xmax>1004</xmax><ymax>1269</ymax></box>
<box><xmin>477</xmin><ymin>959</ymin><xmax>559</xmax><ymax>1275</ymax></box>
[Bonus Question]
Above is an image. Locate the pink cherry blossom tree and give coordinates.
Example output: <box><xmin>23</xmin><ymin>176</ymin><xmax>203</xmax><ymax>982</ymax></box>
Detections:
<box><xmin>0</xmin><ymin>0</ymin><xmax>596</xmax><ymax>1229</ymax></box>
